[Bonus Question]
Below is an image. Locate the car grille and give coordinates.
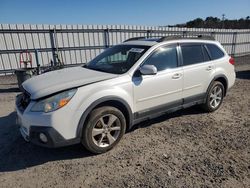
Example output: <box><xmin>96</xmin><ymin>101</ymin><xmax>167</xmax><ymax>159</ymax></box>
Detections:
<box><xmin>17</xmin><ymin>91</ymin><xmax>31</xmax><ymax>112</ymax></box>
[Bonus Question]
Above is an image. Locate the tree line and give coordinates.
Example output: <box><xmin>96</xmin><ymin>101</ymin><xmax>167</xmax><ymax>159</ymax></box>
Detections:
<box><xmin>173</xmin><ymin>16</ymin><xmax>250</xmax><ymax>29</ymax></box>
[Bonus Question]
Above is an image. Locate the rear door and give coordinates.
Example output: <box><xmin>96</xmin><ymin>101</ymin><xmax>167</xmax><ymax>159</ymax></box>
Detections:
<box><xmin>180</xmin><ymin>43</ymin><xmax>214</xmax><ymax>102</ymax></box>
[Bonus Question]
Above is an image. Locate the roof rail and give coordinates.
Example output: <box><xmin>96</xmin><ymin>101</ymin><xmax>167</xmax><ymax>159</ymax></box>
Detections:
<box><xmin>123</xmin><ymin>36</ymin><xmax>167</xmax><ymax>42</ymax></box>
<box><xmin>156</xmin><ymin>35</ymin><xmax>215</xmax><ymax>42</ymax></box>
<box><xmin>123</xmin><ymin>37</ymin><xmax>147</xmax><ymax>42</ymax></box>
<box><xmin>123</xmin><ymin>35</ymin><xmax>215</xmax><ymax>43</ymax></box>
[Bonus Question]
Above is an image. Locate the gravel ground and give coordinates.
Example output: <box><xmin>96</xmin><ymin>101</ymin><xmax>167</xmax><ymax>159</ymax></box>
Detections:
<box><xmin>0</xmin><ymin>56</ymin><xmax>249</xmax><ymax>188</ymax></box>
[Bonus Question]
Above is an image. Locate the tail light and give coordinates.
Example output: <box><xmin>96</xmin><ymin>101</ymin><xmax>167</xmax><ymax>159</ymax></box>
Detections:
<box><xmin>229</xmin><ymin>57</ymin><xmax>235</xmax><ymax>65</ymax></box>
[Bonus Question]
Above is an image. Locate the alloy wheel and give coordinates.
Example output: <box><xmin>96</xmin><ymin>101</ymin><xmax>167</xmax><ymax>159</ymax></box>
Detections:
<box><xmin>92</xmin><ymin>114</ymin><xmax>121</xmax><ymax>147</ymax></box>
<box><xmin>209</xmin><ymin>85</ymin><xmax>223</xmax><ymax>109</ymax></box>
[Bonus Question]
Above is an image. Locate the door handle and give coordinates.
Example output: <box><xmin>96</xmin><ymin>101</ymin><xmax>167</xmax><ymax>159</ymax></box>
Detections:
<box><xmin>206</xmin><ymin>66</ymin><xmax>213</xmax><ymax>71</ymax></box>
<box><xmin>172</xmin><ymin>73</ymin><xmax>182</xmax><ymax>79</ymax></box>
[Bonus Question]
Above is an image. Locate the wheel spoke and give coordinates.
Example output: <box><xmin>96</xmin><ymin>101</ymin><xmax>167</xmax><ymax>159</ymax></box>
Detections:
<box><xmin>216</xmin><ymin>88</ymin><xmax>222</xmax><ymax>96</ymax></box>
<box><xmin>210</xmin><ymin>99</ymin><xmax>215</xmax><ymax>107</ymax></box>
<box><xmin>110</xmin><ymin>126</ymin><xmax>121</xmax><ymax>131</ymax></box>
<box><xmin>99</xmin><ymin>117</ymin><xmax>106</xmax><ymax>127</ymax></box>
<box><xmin>98</xmin><ymin>133</ymin><xmax>105</xmax><ymax>146</ymax></box>
<box><xmin>212</xmin><ymin>86</ymin><xmax>217</xmax><ymax>94</ymax></box>
<box><xmin>214</xmin><ymin>99</ymin><xmax>218</xmax><ymax>107</ymax></box>
<box><xmin>107</xmin><ymin>133</ymin><xmax>116</xmax><ymax>145</ymax></box>
<box><xmin>92</xmin><ymin>128</ymin><xmax>104</xmax><ymax>136</ymax></box>
<box><xmin>216</xmin><ymin>86</ymin><xmax>220</xmax><ymax>93</ymax></box>
<box><xmin>107</xmin><ymin>115</ymin><xmax>117</xmax><ymax>127</ymax></box>
<box><xmin>215</xmin><ymin>96</ymin><xmax>221</xmax><ymax>100</ymax></box>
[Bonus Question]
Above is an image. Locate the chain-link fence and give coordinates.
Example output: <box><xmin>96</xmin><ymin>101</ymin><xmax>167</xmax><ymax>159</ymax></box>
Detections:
<box><xmin>0</xmin><ymin>24</ymin><xmax>250</xmax><ymax>74</ymax></box>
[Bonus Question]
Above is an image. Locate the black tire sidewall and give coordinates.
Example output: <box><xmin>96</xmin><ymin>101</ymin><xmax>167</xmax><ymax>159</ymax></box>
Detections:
<box><xmin>82</xmin><ymin>106</ymin><xmax>126</xmax><ymax>154</ymax></box>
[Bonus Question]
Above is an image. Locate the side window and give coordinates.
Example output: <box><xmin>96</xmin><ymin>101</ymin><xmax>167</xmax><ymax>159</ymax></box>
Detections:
<box><xmin>206</xmin><ymin>44</ymin><xmax>225</xmax><ymax>60</ymax></box>
<box><xmin>181</xmin><ymin>45</ymin><xmax>204</xmax><ymax>66</ymax></box>
<box><xmin>143</xmin><ymin>46</ymin><xmax>177</xmax><ymax>71</ymax></box>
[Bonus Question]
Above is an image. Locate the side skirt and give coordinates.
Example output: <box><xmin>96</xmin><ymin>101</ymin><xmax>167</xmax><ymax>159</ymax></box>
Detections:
<box><xmin>132</xmin><ymin>93</ymin><xmax>206</xmax><ymax>126</ymax></box>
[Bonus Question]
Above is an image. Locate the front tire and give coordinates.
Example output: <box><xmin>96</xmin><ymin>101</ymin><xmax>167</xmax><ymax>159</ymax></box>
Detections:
<box><xmin>202</xmin><ymin>81</ymin><xmax>225</xmax><ymax>112</ymax></box>
<box><xmin>81</xmin><ymin>106</ymin><xmax>126</xmax><ymax>154</ymax></box>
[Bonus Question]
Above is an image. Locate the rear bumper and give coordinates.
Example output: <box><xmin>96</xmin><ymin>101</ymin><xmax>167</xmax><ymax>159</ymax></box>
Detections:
<box><xmin>19</xmin><ymin>125</ymin><xmax>80</xmax><ymax>148</ymax></box>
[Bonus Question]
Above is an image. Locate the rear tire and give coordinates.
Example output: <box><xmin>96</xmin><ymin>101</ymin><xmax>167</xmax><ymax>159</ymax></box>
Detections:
<box><xmin>202</xmin><ymin>81</ymin><xmax>225</xmax><ymax>112</ymax></box>
<box><xmin>81</xmin><ymin>106</ymin><xmax>126</xmax><ymax>154</ymax></box>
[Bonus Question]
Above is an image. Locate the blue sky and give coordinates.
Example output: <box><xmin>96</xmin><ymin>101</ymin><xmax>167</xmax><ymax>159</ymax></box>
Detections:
<box><xmin>0</xmin><ymin>0</ymin><xmax>249</xmax><ymax>26</ymax></box>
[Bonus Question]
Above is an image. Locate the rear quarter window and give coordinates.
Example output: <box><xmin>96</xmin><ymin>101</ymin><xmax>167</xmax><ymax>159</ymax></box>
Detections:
<box><xmin>206</xmin><ymin>44</ymin><xmax>225</xmax><ymax>60</ymax></box>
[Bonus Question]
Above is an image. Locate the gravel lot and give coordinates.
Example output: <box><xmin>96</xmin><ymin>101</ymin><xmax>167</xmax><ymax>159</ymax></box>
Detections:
<box><xmin>0</xmin><ymin>56</ymin><xmax>249</xmax><ymax>188</ymax></box>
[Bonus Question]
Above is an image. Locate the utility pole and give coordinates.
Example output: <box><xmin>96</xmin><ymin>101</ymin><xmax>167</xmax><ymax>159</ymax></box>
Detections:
<box><xmin>222</xmin><ymin>14</ymin><xmax>225</xmax><ymax>29</ymax></box>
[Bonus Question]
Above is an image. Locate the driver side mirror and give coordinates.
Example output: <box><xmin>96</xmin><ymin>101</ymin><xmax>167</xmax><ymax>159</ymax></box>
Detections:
<box><xmin>139</xmin><ymin>65</ymin><xmax>157</xmax><ymax>75</ymax></box>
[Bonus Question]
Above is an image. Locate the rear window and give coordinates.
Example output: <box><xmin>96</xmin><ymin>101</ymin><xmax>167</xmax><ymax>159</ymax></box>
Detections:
<box><xmin>206</xmin><ymin>44</ymin><xmax>224</xmax><ymax>60</ymax></box>
<box><xmin>181</xmin><ymin>45</ymin><xmax>204</xmax><ymax>66</ymax></box>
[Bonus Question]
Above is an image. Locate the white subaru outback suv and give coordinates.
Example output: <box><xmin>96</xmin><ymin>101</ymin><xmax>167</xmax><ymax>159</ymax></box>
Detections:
<box><xmin>16</xmin><ymin>36</ymin><xmax>235</xmax><ymax>154</ymax></box>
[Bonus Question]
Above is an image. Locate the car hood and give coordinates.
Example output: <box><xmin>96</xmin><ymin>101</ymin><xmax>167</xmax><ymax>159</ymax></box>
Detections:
<box><xmin>22</xmin><ymin>67</ymin><xmax>117</xmax><ymax>99</ymax></box>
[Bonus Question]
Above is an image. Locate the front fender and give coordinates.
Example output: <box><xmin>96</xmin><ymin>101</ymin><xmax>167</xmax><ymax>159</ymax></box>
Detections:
<box><xmin>73</xmin><ymin>81</ymin><xmax>134</xmax><ymax>138</ymax></box>
<box><xmin>76</xmin><ymin>95</ymin><xmax>133</xmax><ymax>138</ymax></box>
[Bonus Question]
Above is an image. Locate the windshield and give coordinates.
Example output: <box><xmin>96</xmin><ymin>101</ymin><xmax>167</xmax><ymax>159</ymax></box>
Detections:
<box><xmin>84</xmin><ymin>45</ymin><xmax>150</xmax><ymax>74</ymax></box>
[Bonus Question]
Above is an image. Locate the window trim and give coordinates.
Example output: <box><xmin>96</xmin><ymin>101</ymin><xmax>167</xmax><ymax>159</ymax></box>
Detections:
<box><xmin>201</xmin><ymin>45</ymin><xmax>211</xmax><ymax>62</ymax></box>
<box><xmin>203</xmin><ymin>44</ymin><xmax>212</xmax><ymax>60</ymax></box>
<box><xmin>139</xmin><ymin>44</ymin><xmax>180</xmax><ymax>73</ymax></box>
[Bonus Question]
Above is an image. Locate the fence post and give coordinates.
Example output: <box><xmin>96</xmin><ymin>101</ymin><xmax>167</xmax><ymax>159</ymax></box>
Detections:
<box><xmin>104</xmin><ymin>28</ymin><xmax>110</xmax><ymax>48</ymax></box>
<box><xmin>49</xmin><ymin>29</ymin><xmax>57</xmax><ymax>65</ymax></box>
<box><xmin>183</xmin><ymin>31</ymin><xmax>187</xmax><ymax>37</ymax></box>
<box><xmin>231</xmin><ymin>32</ymin><xmax>237</xmax><ymax>57</ymax></box>
<box><xmin>146</xmin><ymin>30</ymin><xmax>151</xmax><ymax>38</ymax></box>
<box><xmin>35</xmin><ymin>49</ymin><xmax>40</xmax><ymax>74</ymax></box>
<box><xmin>210</xmin><ymin>32</ymin><xmax>215</xmax><ymax>39</ymax></box>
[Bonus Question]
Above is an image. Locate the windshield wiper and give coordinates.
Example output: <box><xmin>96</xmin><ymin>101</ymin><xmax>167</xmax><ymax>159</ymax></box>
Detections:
<box><xmin>84</xmin><ymin>66</ymin><xmax>106</xmax><ymax>73</ymax></box>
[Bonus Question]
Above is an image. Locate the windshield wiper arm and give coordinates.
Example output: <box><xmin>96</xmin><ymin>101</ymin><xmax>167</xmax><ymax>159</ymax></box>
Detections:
<box><xmin>84</xmin><ymin>66</ymin><xmax>105</xmax><ymax>72</ymax></box>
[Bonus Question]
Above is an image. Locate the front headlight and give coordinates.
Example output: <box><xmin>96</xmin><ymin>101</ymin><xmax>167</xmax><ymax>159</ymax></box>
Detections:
<box><xmin>31</xmin><ymin>89</ymin><xmax>77</xmax><ymax>113</ymax></box>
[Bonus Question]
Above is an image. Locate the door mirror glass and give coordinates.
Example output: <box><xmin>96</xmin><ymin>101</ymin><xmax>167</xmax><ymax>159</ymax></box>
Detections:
<box><xmin>139</xmin><ymin>65</ymin><xmax>157</xmax><ymax>75</ymax></box>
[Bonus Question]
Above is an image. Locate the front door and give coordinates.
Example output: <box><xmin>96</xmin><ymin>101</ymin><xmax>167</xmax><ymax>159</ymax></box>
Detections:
<box><xmin>133</xmin><ymin>45</ymin><xmax>183</xmax><ymax>117</ymax></box>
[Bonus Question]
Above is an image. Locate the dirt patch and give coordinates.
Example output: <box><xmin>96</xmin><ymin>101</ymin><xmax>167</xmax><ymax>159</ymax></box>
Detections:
<box><xmin>0</xmin><ymin>56</ymin><xmax>249</xmax><ymax>188</ymax></box>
